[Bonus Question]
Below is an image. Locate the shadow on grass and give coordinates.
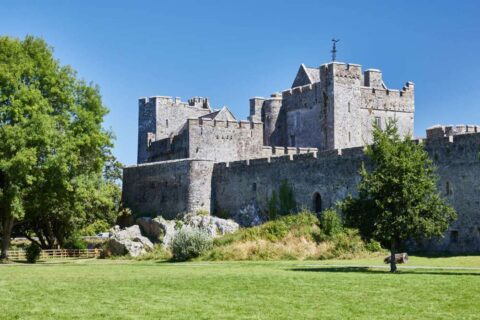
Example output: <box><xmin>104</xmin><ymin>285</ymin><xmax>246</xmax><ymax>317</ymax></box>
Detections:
<box><xmin>290</xmin><ymin>267</ymin><xmax>480</xmax><ymax>276</ymax></box>
<box><xmin>409</xmin><ymin>252</ymin><xmax>480</xmax><ymax>258</ymax></box>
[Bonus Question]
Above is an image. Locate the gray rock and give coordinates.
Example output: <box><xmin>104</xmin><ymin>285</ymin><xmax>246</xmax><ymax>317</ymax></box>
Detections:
<box><xmin>183</xmin><ymin>214</ymin><xmax>239</xmax><ymax>237</ymax></box>
<box><xmin>233</xmin><ymin>204</ymin><xmax>265</xmax><ymax>227</ymax></box>
<box><xmin>153</xmin><ymin>216</ymin><xmax>177</xmax><ymax>247</ymax></box>
<box><xmin>136</xmin><ymin>217</ymin><xmax>163</xmax><ymax>241</ymax></box>
<box><xmin>134</xmin><ymin>214</ymin><xmax>239</xmax><ymax>249</ymax></box>
<box><xmin>107</xmin><ymin>225</ymin><xmax>153</xmax><ymax>257</ymax></box>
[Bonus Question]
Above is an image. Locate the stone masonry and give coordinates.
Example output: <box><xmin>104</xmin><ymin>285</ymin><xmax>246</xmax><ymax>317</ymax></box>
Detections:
<box><xmin>123</xmin><ymin>60</ymin><xmax>480</xmax><ymax>253</ymax></box>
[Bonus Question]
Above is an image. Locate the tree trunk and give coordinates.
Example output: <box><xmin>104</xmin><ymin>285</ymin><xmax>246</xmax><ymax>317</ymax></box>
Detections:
<box><xmin>0</xmin><ymin>215</ymin><xmax>14</xmax><ymax>261</ymax></box>
<box><xmin>390</xmin><ymin>241</ymin><xmax>397</xmax><ymax>273</ymax></box>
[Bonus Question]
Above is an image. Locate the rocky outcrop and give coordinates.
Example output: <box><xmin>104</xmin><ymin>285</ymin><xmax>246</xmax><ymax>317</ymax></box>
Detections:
<box><xmin>107</xmin><ymin>225</ymin><xmax>154</xmax><ymax>257</ymax></box>
<box><xmin>136</xmin><ymin>216</ymin><xmax>176</xmax><ymax>247</ymax></box>
<box><xmin>183</xmin><ymin>214</ymin><xmax>239</xmax><ymax>237</ymax></box>
<box><xmin>109</xmin><ymin>215</ymin><xmax>239</xmax><ymax>257</ymax></box>
<box><xmin>136</xmin><ymin>214</ymin><xmax>239</xmax><ymax>248</ymax></box>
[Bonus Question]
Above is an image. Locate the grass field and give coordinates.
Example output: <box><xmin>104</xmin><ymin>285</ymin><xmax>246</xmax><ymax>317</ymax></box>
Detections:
<box><xmin>1</xmin><ymin>256</ymin><xmax>479</xmax><ymax>319</ymax></box>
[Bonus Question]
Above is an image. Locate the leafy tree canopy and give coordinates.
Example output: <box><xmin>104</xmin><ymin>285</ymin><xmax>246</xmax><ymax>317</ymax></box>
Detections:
<box><xmin>0</xmin><ymin>36</ymin><xmax>120</xmax><ymax>258</ymax></box>
<box><xmin>341</xmin><ymin>120</ymin><xmax>456</xmax><ymax>272</ymax></box>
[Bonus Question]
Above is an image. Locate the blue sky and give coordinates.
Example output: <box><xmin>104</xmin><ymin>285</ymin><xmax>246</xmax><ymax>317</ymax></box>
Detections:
<box><xmin>1</xmin><ymin>0</ymin><xmax>479</xmax><ymax>165</ymax></box>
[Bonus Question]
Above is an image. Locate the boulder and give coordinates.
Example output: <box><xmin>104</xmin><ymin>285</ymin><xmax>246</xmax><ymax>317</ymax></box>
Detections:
<box><xmin>154</xmin><ymin>216</ymin><xmax>177</xmax><ymax>247</ymax></box>
<box><xmin>183</xmin><ymin>214</ymin><xmax>239</xmax><ymax>237</ymax></box>
<box><xmin>136</xmin><ymin>216</ymin><xmax>176</xmax><ymax>247</ymax></box>
<box><xmin>107</xmin><ymin>225</ymin><xmax>154</xmax><ymax>257</ymax></box>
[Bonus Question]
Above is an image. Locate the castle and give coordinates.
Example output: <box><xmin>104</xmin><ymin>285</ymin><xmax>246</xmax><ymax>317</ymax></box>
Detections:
<box><xmin>123</xmin><ymin>61</ymin><xmax>480</xmax><ymax>253</ymax></box>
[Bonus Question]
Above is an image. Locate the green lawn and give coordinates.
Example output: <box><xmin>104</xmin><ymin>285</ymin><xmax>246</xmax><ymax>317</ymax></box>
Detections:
<box><xmin>1</xmin><ymin>257</ymin><xmax>479</xmax><ymax>319</ymax></box>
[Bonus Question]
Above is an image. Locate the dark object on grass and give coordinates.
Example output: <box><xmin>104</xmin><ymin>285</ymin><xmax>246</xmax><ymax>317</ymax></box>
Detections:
<box><xmin>26</xmin><ymin>243</ymin><xmax>42</xmax><ymax>263</ymax></box>
<box><xmin>384</xmin><ymin>252</ymin><xmax>408</xmax><ymax>264</ymax></box>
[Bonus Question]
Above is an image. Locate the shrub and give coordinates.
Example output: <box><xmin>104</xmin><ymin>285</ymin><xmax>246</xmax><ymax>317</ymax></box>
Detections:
<box><xmin>81</xmin><ymin>220</ymin><xmax>111</xmax><ymax>236</ymax></box>
<box><xmin>366</xmin><ymin>239</ymin><xmax>383</xmax><ymax>252</ymax></box>
<box><xmin>26</xmin><ymin>243</ymin><xmax>41</xmax><ymax>263</ymax></box>
<box><xmin>267</xmin><ymin>191</ymin><xmax>279</xmax><ymax>220</ymax></box>
<box><xmin>319</xmin><ymin>209</ymin><xmax>343</xmax><ymax>237</ymax></box>
<box><xmin>266</xmin><ymin>180</ymin><xmax>297</xmax><ymax>219</ymax></box>
<box><xmin>278</xmin><ymin>180</ymin><xmax>296</xmax><ymax>215</ymax></box>
<box><xmin>171</xmin><ymin>228</ymin><xmax>213</xmax><ymax>261</ymax></box>
<box><xmin>64</xmin><ymin>234</ymin><xmax>88</xmax><ymax>250</ymax></box>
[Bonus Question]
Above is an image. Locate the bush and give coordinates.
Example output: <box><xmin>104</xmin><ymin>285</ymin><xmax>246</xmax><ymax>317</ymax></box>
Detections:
<box><xmin>266</xmin><ymin>180</ymin><xmax>296</xmax><ymax>219</ymax></box>
<box><xmin>26</xmin><ymin>243</ymin><xmax>41</xmax><ymax>263</ymax></box>
<box><xmin>80</xmin><ymin>220</ymin><xmax>111</xmax><ymax>236</ymax></box>
<box><xmin>319</xmin><ymin>209</ymin><xmax>343</xmax><ymax>237</ymax></box>
<box><xmin>64</xmin><ymin>234</ymin><xmax>88</xmax><ymax>250</ymax></box>
<box><xmin>171</xmin><ymin>228</ymin><xmax>213</xmax><ymax>261</ymax></box>
<box><xmin>366</xmin><ymin>239</ymin><xmax>384</xmax><ymax>252</ymax></box>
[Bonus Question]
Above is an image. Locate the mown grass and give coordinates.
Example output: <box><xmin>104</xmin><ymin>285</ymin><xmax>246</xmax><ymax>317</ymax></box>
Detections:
<box><xmin>0</xmin><ymin>258</ymin><xmax>479</xmax><ymax>319</ymax></box>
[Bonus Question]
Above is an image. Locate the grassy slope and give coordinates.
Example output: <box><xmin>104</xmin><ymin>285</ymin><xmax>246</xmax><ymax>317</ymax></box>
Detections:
<box><xmin>1</xmin><ymin>258</ymin><xmax>479</xmax><ymax>319</ymax></box>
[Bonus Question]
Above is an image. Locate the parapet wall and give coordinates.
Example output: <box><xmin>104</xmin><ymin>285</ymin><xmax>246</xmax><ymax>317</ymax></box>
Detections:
<box><xmin>187</xmin><ymin>118</ymin><xmax>265</xmax><ymax>162</ymax></box>
<box><xmin>426</xmin><ymin>124</ymin><xmax>480</xmax><ymax>139</ymax></box>
<box><xmin>359</xmin><ymin>81</ymin><xmax>414</xmax><ymax>113</ymax></box>
<box><xmin>211</xmin><ymin>132</ymin><xmax>480</xmax><ymax>253</ymax></box>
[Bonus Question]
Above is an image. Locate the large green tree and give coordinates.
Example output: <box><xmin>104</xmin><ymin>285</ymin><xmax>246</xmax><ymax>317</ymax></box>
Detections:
<box><xmin>341</xmin><ymin>120</ymin><xmax>456</xmax><ymax>272</ymax></box>
<box><xmin>0</xmin><ymin>36</ymin><xmax>117</xmax><ymax>259</ymax></box>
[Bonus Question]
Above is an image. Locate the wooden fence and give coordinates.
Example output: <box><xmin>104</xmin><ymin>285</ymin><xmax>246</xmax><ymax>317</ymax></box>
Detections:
<box><xmin>7</xmin><ymin>248</ymin><xmax>102</xmax><ymax>260</ymax></box>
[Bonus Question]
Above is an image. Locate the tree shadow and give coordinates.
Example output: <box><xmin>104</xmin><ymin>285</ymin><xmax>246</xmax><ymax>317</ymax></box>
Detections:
<box><xmin>409</xmin><ymin>252</ymin><xmax>480</xmax><ymax>258</ymax></box>
<box><xmin>290</xmin><ymin>267</ymin><xmax>480</xmax><ymax>276</ymax></box>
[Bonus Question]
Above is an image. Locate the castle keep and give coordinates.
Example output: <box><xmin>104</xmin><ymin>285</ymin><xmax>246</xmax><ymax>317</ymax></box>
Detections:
<box><xmin>123</xmin><ymin>61</ymin><xmax>480</xmax><ymax>253</ymax></box>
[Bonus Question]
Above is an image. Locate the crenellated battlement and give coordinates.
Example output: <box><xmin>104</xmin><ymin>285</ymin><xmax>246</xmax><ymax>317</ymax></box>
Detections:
<box><xmin>217</xmin><ymin>145</ymin><xmax>363</xmax><ymax>169</ymax></box>
<box><xmin>426</xmin><ymin>124</ymin><xmax>480</xmax><ymax>139</ymax></box>
<box><xmin>138</xmin><ymin>96</ymin><xmax>211</xmax><ymax>110</ymax></box>
<box><xmin>282</xmin><ymin>83</ymin><xmax>315</xmax><ymax>97</ymax></box>
<box><xmin>186</xmin><ymin>118</ymin><xmax>263</xmax><ymax>129</ymax></box>
<box><xmin>215</xmin><ymin>132</ymin><xmax>480</xmax><ymax>170</ymax></box>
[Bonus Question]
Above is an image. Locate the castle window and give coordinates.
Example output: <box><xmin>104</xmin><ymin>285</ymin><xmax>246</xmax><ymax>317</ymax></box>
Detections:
<box><xmin>166</xmin><ymin>119</ymin><xmax>169</xmax><ymax>128</ymax></box>
<box><xmin>348</xmin><ymin>102</ymin><xmax>351</xmax><ymax>113</ymax></box>
<box><xmin>313</xmin><ymin>192</ymin><xmax>322</xmax><ymax>213</ymax></box>
<box><xmin>252</xmin><ymin>183</ymin><xmax>257</xmax><ymax>192</ymax></box>
<box><xmin>374</xmin><ymin>117</ymin><xmax>382</xmax><ymax>129</ymax></box>
<box><xmin>148</xmin><ymin>139</ymin><xmax>152</xmax><ymax>148</ymax></box>
<box><xmin>290</xmin><ymin>135</ymin><xmax>296</xmax><ymax>147</ymax></box>
<box><xmin>450</xmin><ymin>230</ymin><xmax>459</xmax><ymax>243</ymax></box>
<box><xmin>446</xmin><ymin>181</ymin><xmax>452</xmax><ymax>195</ymax></box>
<box><xmin>348</xmin><ymin>132</ymin><xmax>351</xmax><ymax>142</ymax></box>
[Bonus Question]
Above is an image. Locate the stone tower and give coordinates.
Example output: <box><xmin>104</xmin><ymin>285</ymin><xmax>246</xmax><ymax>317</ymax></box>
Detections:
<box><xmin>250</xmin><ymin>62</ymin><xmax>415</xmax><ymax>151</ymax></box>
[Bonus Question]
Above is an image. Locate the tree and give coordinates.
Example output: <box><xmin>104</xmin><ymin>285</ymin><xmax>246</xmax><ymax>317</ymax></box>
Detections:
<box><xmin>341</xmin><ymin>120</ymin><xmax>456</xmax><ymax>272</ymax></box>
<box><xmin>0</xmin><ymin>36</ymin><xmax>116</xmax><ymax>259</ymax></box>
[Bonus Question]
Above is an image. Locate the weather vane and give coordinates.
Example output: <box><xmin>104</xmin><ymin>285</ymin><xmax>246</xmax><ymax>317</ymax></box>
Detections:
<box><xmin>331</xmin><ymin>38</ymin><xmax>340</xmax><ymax>61</ymax></box>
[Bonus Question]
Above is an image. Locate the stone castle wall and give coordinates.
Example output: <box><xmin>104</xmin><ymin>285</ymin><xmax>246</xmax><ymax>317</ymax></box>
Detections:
<box><xmin>211</xmin><ymin>132</ymin><xmax>480</xmax><ymax>253</ymax></box>
<box><xmin>122</xmin><ymin>159</ymin><xmax>214</xmax><ymax>219</ymax></box>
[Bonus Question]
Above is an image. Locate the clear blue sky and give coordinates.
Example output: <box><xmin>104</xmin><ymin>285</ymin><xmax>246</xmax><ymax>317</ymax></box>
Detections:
<box><xmin>1</xmin><ymin>0</ymin><xmax>479</xmax><ymax>165</ymax></box>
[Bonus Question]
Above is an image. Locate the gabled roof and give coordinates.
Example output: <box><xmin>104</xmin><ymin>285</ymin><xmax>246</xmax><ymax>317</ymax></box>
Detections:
<box><xmin>199</xmin><ymin>106</ymin><xmax>237</xmax><ymax>121</ymax></box>
<box><xmin>291</xmin><ymin>64</ymin><xmax>320</xmax><ymax>88</ymax></box>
